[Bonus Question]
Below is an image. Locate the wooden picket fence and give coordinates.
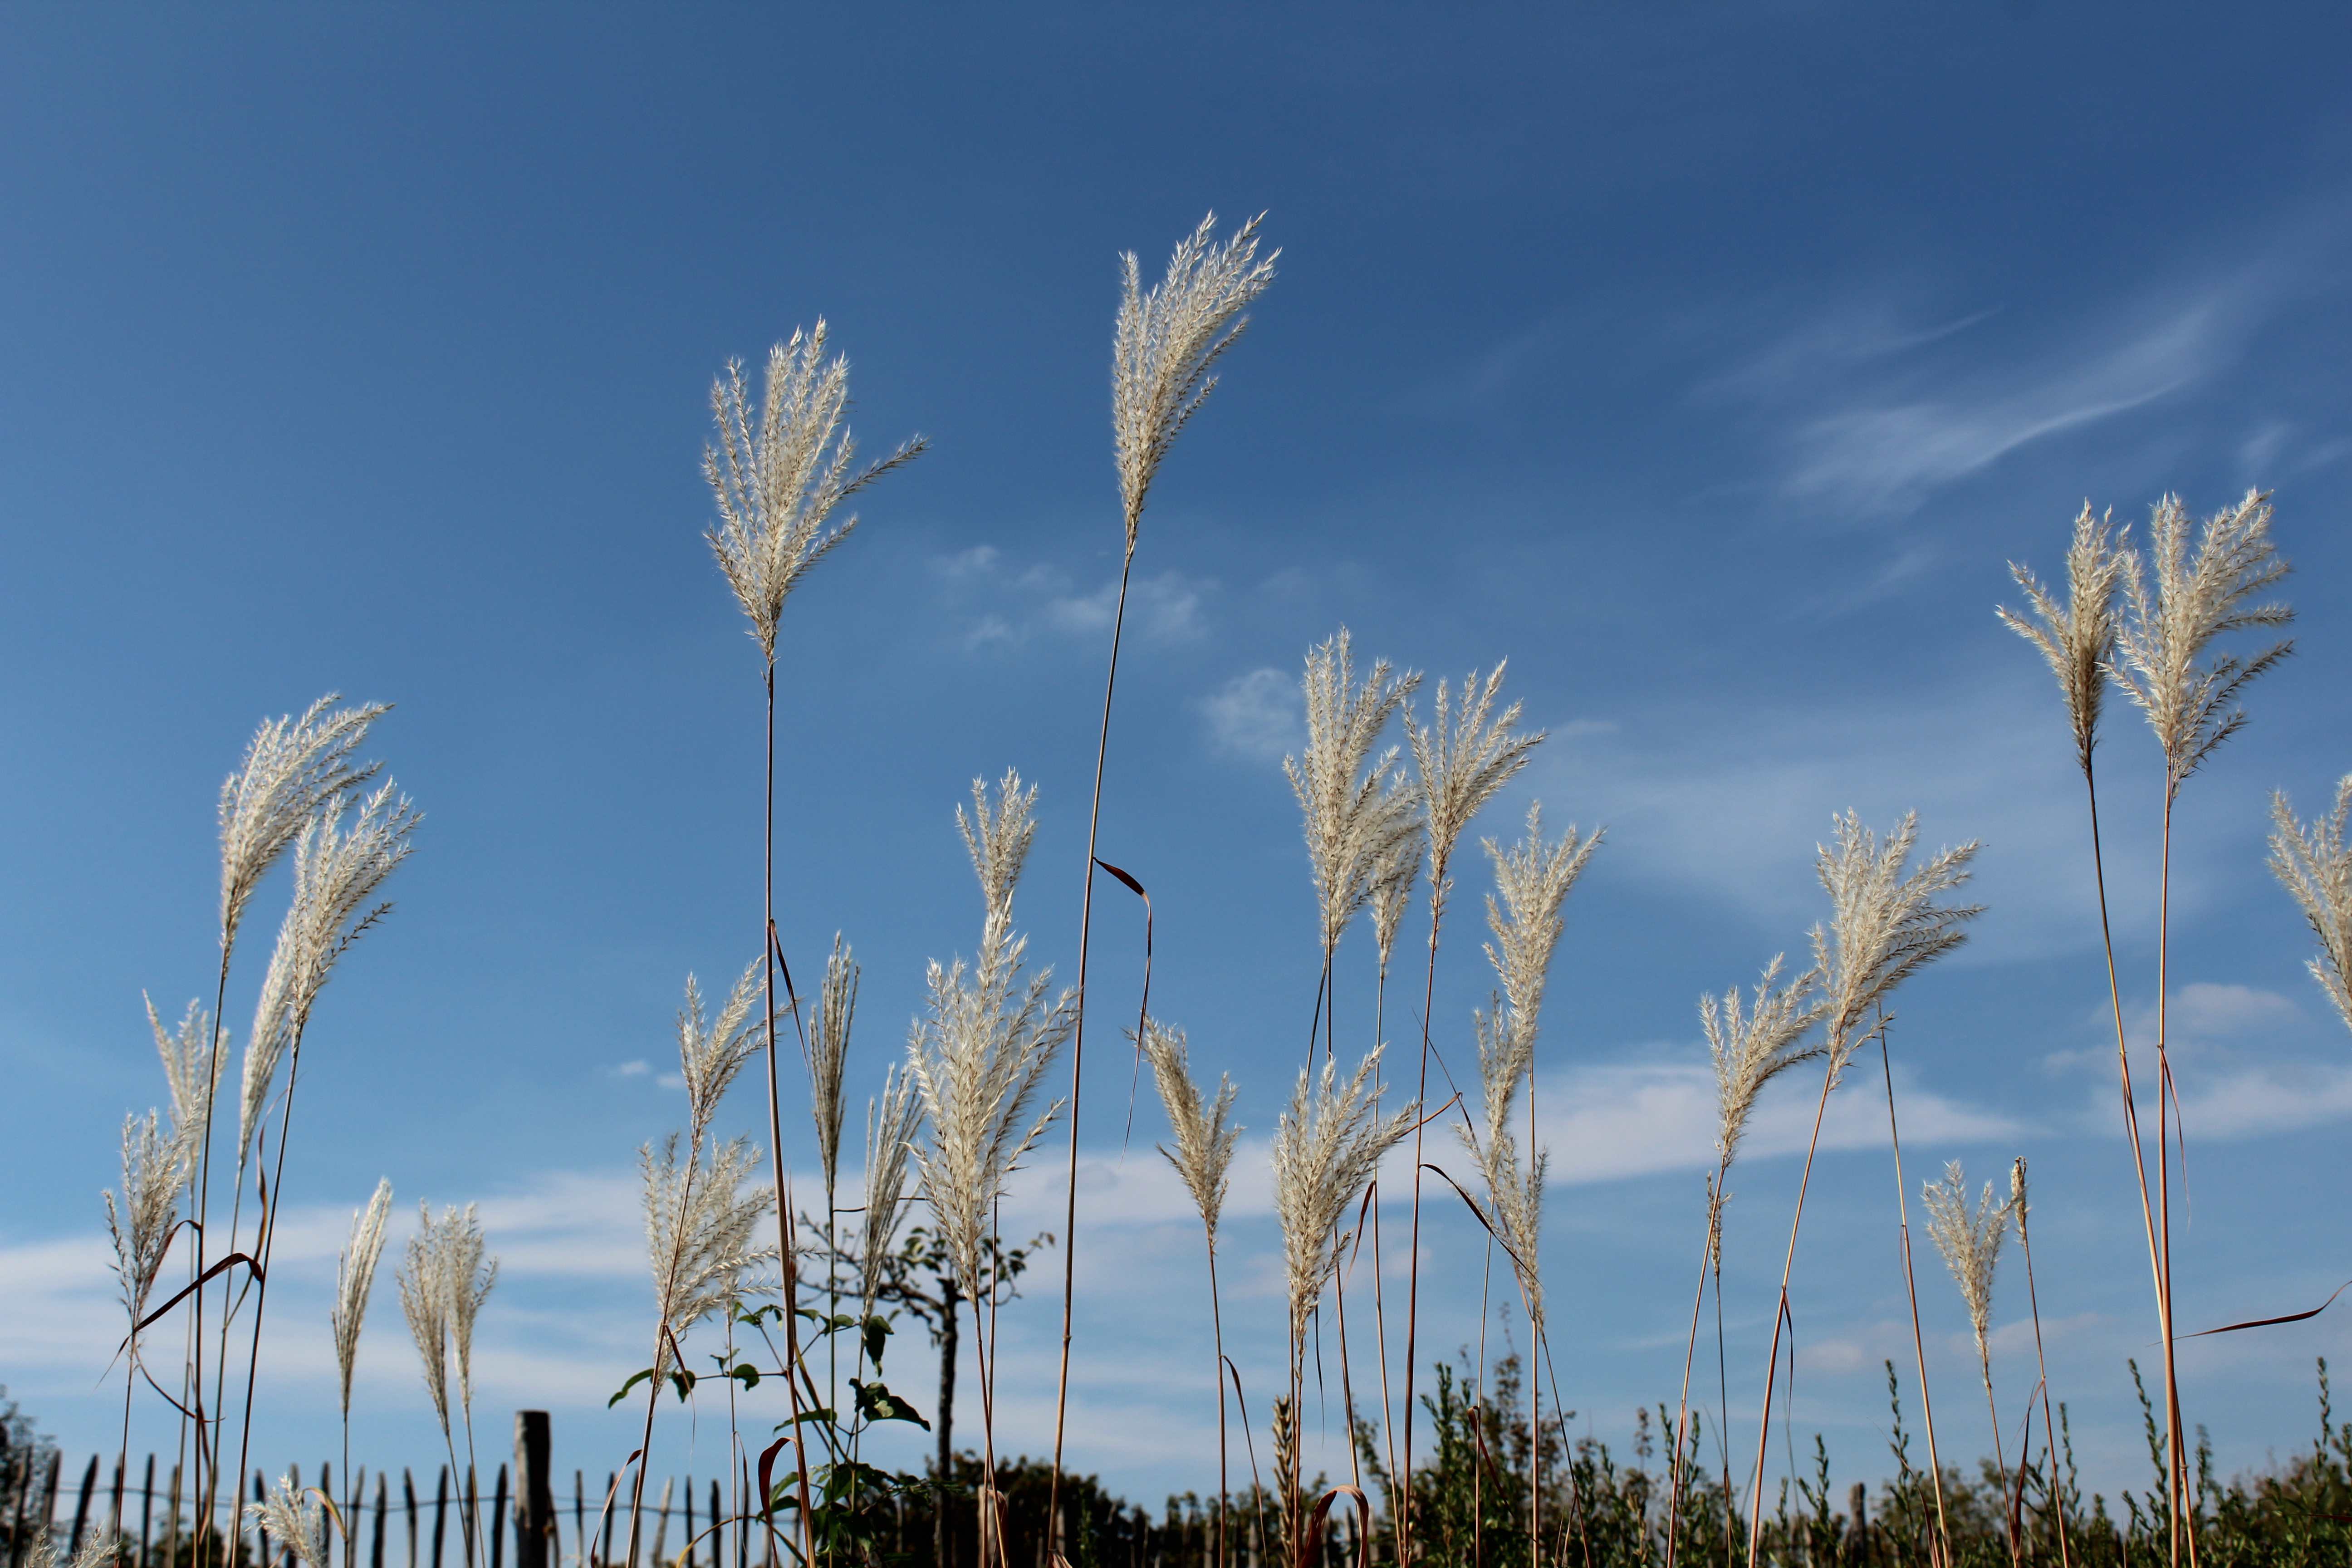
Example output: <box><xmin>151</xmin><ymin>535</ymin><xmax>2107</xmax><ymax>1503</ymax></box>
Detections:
<box><xmin>3</xmin><ymin>1414</ymin><xmax>793</xmax><ymax>1568</ymax></box>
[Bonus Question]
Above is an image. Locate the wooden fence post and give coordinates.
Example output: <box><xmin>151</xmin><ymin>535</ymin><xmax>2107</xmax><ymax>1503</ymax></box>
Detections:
<box><xmin>512</xmin><ymin>1416</ymin><xmax>551</xmax><ymax>1568</ymax></box>
<box><xmin>67</xmin><ymin>1455</ymin><xmax>98</xmax><ymax>1556</ymax></box>
<box><xmin>489</xmin><ymin>1466</ymin><xmax>507</xmax><ymax>1568</ymax></box>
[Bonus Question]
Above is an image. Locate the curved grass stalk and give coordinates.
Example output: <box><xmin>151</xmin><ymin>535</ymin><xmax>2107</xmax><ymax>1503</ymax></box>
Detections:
<box><xmin>1048</xmin><ymin>214</ymin><xmax>1274</xmax><ymax>1544</ymax></box>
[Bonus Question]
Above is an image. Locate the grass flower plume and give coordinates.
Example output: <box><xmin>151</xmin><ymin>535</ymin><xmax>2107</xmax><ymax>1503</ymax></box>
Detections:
<box><xmin>2112</xmin><ymin>490</ymin><xmax>2294</xmax><ymax>794</ymax></box>
<box><xmin>246</xmin><ymin>1475</ymin><xmax>331</xmax><ymax>1568</ymax></box>
<box><xmin>216</xmin><ymin>694</ymin><xmax>389</xmax><ymax>954</ymax></box>
<box><xmin>1272</xmin><ymin>1046</ymin><xmax>1413</xmax><ymax>1343</ymax></box>
<box><xmin>1370</xmin><ymin>824</ymin><xmax>1426</xmax><ymax>978</ymax></box>
<box><xmin>705</xmin><ymin>321</ymin><xmax>928</xmax><ymax>661</ymax></box>
<box><xmin>1286</xmin><ymin>627</ymin><xmax>1421</xmax><ymax>960</ymax></box>
<box><xmin>1922</xmin><ymin>1160</ymin><xmax>2013</xmax><ymax>1371</ymax></box>
<box><xmin>675</xmin><ymin>962</ymin><xmax>766</xmax><ymax>1141</ymax></box>
<box><xmin>104</xmin><ymin>1110</ymin><xmax>187</xmax><ymax>1354</ymax></box>
<box><xmin>1811</xmin><ymin>811</ymin><xmax>1982</xmax><ymax>1088</ymax></box>
<box><xmin>148</xmin><ymin>996</ymin><xmax>220</xmax><ymax>1165</ymax></box>
<box><xmin>2270</xmin><ymin>777</ymin><xmax>2352</xmax><ymax>1036</ymax></box>
<box><xmin>1112</xmin><ymin>212</ymin><xmax>1278</xmax><ymax>548</ymax></box>
<box><xmin>400</xmin><ymin>1202</ymin><xmax>493</xmax><ymax>1442</ymax></box>
<box><xmin>642</xmin><ymin>1133</ymin><xmax>773</xmax><ymax>1373</ymax></box>
<box><xmin>1461</xmin><ymin>804</ymin><xmax>1600</xmax><ymax>1315</ymax></box>
<box><xmin>644</xmin><ymin>963</ymin><xmax>771</xmax><ymax>1371</ymax></box>
<box><xmin>859</xmin><ymin>1064</ymin><xmax>923</xmax><ymax>1314</ymax></box>
<box><xmin>906</xmin><ymin>771</ymin><xmax>1077</xmax><ymax>1302</ymax></box>
<box><xmin>808</xmin><ymin>935</ymin><xmax>859</xmax><ymax>1197</ymax></box>
<box><xmin>1409</xmin><ymin>664</ymin><xmax>1544</xmax><ymax>891</ymax></box>
<box><xmin>240</xmin><ymin>783</ymin><xmax>420</xmax><ymax>1164</ymax></box>
<box><xmin>1140</xmin><ymin>1017</ymin><xmax>1241</xmax><ymax>1242</ymax></box>
<box><xmin>1998</xmin><ymin>502</ymin><xmax>2130</xmax><ymax>773</ymax></box>
<box><xmin>1705</xmin><ymin>956</ymin><xmax>1824</xmax><ymax>1170</ymax></box>
<box><xmin>332</xmin><ymin>1178</ymin><xmax>394</xmax><ymax>1419</ymax></box>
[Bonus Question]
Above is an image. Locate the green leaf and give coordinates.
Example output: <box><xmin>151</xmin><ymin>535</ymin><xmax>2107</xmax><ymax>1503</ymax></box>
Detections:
<box><xmin>770</xmin><ymin>1407</ymin><xmax>839</xmax><ymax>1431</ymax></box>
<box><xmin>606</xmin><ymin>1367</ymin><xmax>657</xmax><ymax>1409</ymax></box>
<box><xmin>860</xmin><ymin>1315</ymin><xmax>892</xmax><ymax>1371</ymax></box>
<box><xmin>851</xmin><ymin>1377</ymin><xmax>929</xmax><ymax>1431</ymax></box>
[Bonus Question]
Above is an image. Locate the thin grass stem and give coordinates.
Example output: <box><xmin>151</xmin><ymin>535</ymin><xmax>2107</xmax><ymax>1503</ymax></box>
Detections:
<box><xmin>1881</xmin><ymin>1033</ymin><xmax>1952</xmax><ymax>1567</ymax></box>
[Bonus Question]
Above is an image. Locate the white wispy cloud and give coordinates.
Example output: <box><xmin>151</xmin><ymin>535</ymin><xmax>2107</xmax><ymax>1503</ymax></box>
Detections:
<box><xmin>932</xmin><ymin>545</ymin><xmax>1211</xmax><ymax>649</ymax></box>
<box><xmin>1197</xmin><ymin>666</ymin><xmax>1301</xmax><ymax>762</ymax></box>
<box><xmin>1711</xmin><ymin>253</ymin><xmax>2295</xmax><ymax>516</ymax></box>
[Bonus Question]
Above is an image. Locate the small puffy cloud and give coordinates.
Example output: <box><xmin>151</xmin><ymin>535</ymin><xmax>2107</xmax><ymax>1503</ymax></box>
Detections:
<box><xmin>1198</xmin><ymin>667</ymin><xmax>1300</xmax><ymax>763</ymax></box>
<box><xmin>2169</xmin><ymin>981</ymin><xmax>2299</xmax><ymax>1042</ymax></box>
<box><xmin>606</xmin><ymin>1059</ymin><xmax>650</xmax><ymax>1078</ymax></box>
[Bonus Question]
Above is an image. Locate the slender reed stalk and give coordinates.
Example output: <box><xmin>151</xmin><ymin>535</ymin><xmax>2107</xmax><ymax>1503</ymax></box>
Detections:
<box><xmin>807</xmin><ymin>936</ymin><xmax>858</xmax><ymax>1416</ymax></box>
<box><xmin>1922</xmin><ymin>1160</ymin><xmax>2017</xmax><ymax>1561</ymax></box>
<box><xmin>446</xmin><ymin>1221</ymin><xmax>495</xmax><ymax>1568</ymax></box>
<box><xmin>192</xmin><ymin>696</ymin><xmax>386</xmax><ymax>1568</ymax></box>
<box><xmin>2011</xmin><ymin>1158</ymin><xmax>2072</xmax><ymax>1568</ymax></box>
<box><xmin>906</xmin><ymin>773</ymin><xmax>1075</xmax><ymax>1566</ymax></box>
<box><xmin>1139</xmin><ymin>1018</ymin><xmax>1240</xmax><ymax>1568</ymax></box>
<box><xmin>231</xmin><ymin>782</ymin><xmax>418</xmax><ymax>1556</ymax></box>
<box><xmin>1880</xmin><ymin>1030</ymin><xmax>1954</xmax><ymax>1568</ymax></box>
<box><xmin>851</xmin><ymin>1063</ymin><xmax>922</xmax><ymax>1493</ymax></box>
<box><xmin>2109</xmin><ymin>490</ymin><xmax>2293</xmax><ymax>1566</ymax></box>
<box><xmin>628</xmin><ymin>965</ymin><xmax>771</xmax><ymax>1568</ymax></box>
<box><xmin>1287</xmin><ymin>627</ymin><xmax>1421</xmax><ymax>1070</ymax></box>
<box><xmin>1665</xmin><ymin>956</ymin><xmax>1822</xmax><ymax>1568</ymax></box>
<box><xmin>401</xmin><ymin>1207</ymin><xmax>462</xmax><ymax>1562</ymax></box>
<box><xmin>1052</xmin><ymin>214</ymin><xmax>1275</xmax><ymax>1542</ymax></box>
<box><xmin>106</xmin><ymin>1106</ymin><xmax>192</xmax><ymax>1534</ymax></box>
<box><xmin>1745</xmin><ymin>812</ymin><xmax>1979</xmax><ymax>1568</ymax></box>
<box><xmin>705</xmin><ymin>318</ymin><xmax>927</xmax><ymax>1561</ymax></box>
<box><xmin>332</xmin><ymin>1178</ymin><xmax>394</xmax><ymax>1552</ymax></box>
<box><xmin>1999</xmin><ymin>503</ymin><xmax>2180</xmax><ymax>1557</ymax></box>
<box><xmin>1363</xmin><ymin>828</ymin><xmax>1420</xmax><ymax>1500</ymax></box>
<box><xmin>1272</xmin><ymin>1048</ymin><xmax>1412</xmax><ymax>1561</ymax></box>
<box><xmin>147</xmin><ymin>997</ymin><xmax>216</xmax><ymax>1548</ymax></box>
<box><xmin>1400</xmin><ymin>665</ymin><xmax>1541</xmax><ymax>1564</ymax></box>
<box><xmin>1458</xmin><ymin>804</ymin><xmax>1598</xmax><ymax>1566</ymax></box>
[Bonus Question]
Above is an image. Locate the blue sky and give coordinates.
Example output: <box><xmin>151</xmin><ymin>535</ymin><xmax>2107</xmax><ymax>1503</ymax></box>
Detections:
<box><xmin>7</xmin><ymin>0</ymin><xmax>2352</xmax><ymax>1523</ymax></box>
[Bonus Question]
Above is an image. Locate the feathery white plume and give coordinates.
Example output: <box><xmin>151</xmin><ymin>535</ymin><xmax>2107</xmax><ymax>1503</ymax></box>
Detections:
<box><xmin>332</xmin><ymin>1179</ymin><xmax>395</xmax><ymax>1420</ymax></box>
<box><xmin>705</xmin><ymin>322</ymin><xmax>927</xmax><ymax>661</ymax></box>
<box><xmin>808</xmin><ymin>936</ymin><xmax>859</xmax><ymax>1197</ymax></box>
<box><xmin>906</xmin><ymin>771</ymin><xmax>1077</xmax><ymax>1303</ymax></box>
<box><xmin>217</xmin><ymin>694</ymin><xmax>389</xmax><ymax>956</ymax></box>
<box><xmin>2270</xmin><ymin>778</ymin><xmax>2352</xmax><ymax>1037</ymax></box>
<box><xmin>1272</xmin><ymin>1047</ymin><xmax>1413</xmax><ymax>1342</ymax></box>
<box><xmin>1811</xmin><ymin>812</ymin><xmax>1981</xmax><ymax>1089</ymax></box>
<box><xmin>1140</xmin><ymin>1017</ymin><xmax>1241</xmax><ymax>1244</ymax></box>
<box><xmin>1704</xmin><ymin>956</ymin><xmax>1824</xmax><ymax>1169</ymax></box>
<box><xmin>241</xmin><ymin>783</ymin><xmax>419</xmax><ymax>1164</ymax></box>
<box><xmin>2112</xmin><ymin>489</ymin><xmax>2293</xmax><ymax>794</ymax></box>
<box><xmin>1922</xmin><ymin>1160</ymin><xmax>2013</xmax><ymax>1369</ymax></box>
<box><xmin>1998</xmin><ymin>503</ymin><xmax>2130</xmax><ymax>774</ymax></box>
<box><xmin>104</xmin><ymin>1111</ymin><xmax>186</xmax><ymax>1357</ymax></box>
<box><xmin>1112</xmin><ymin>213</ymin><xmax>1278</xmax><ymax>549</ymax></box>
<box><xmin>246</xmin><ymin>1475</ymin><xmax>331</xmax><ymax>1568</ymax></box>
<box><xmin>859</xmin><ymin>1064</ymin><xmax>924</xmax><ymax>1314</ymax></box>
<box><xmin>1286</xmin><ymin>628</ymin><xmax>1421</xmax><ymax>959</ymax></box>
<box><xmin>1409</xmin><ymin>664</ymin><xmax>1543</xmax><ymax>891</ymax></box>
